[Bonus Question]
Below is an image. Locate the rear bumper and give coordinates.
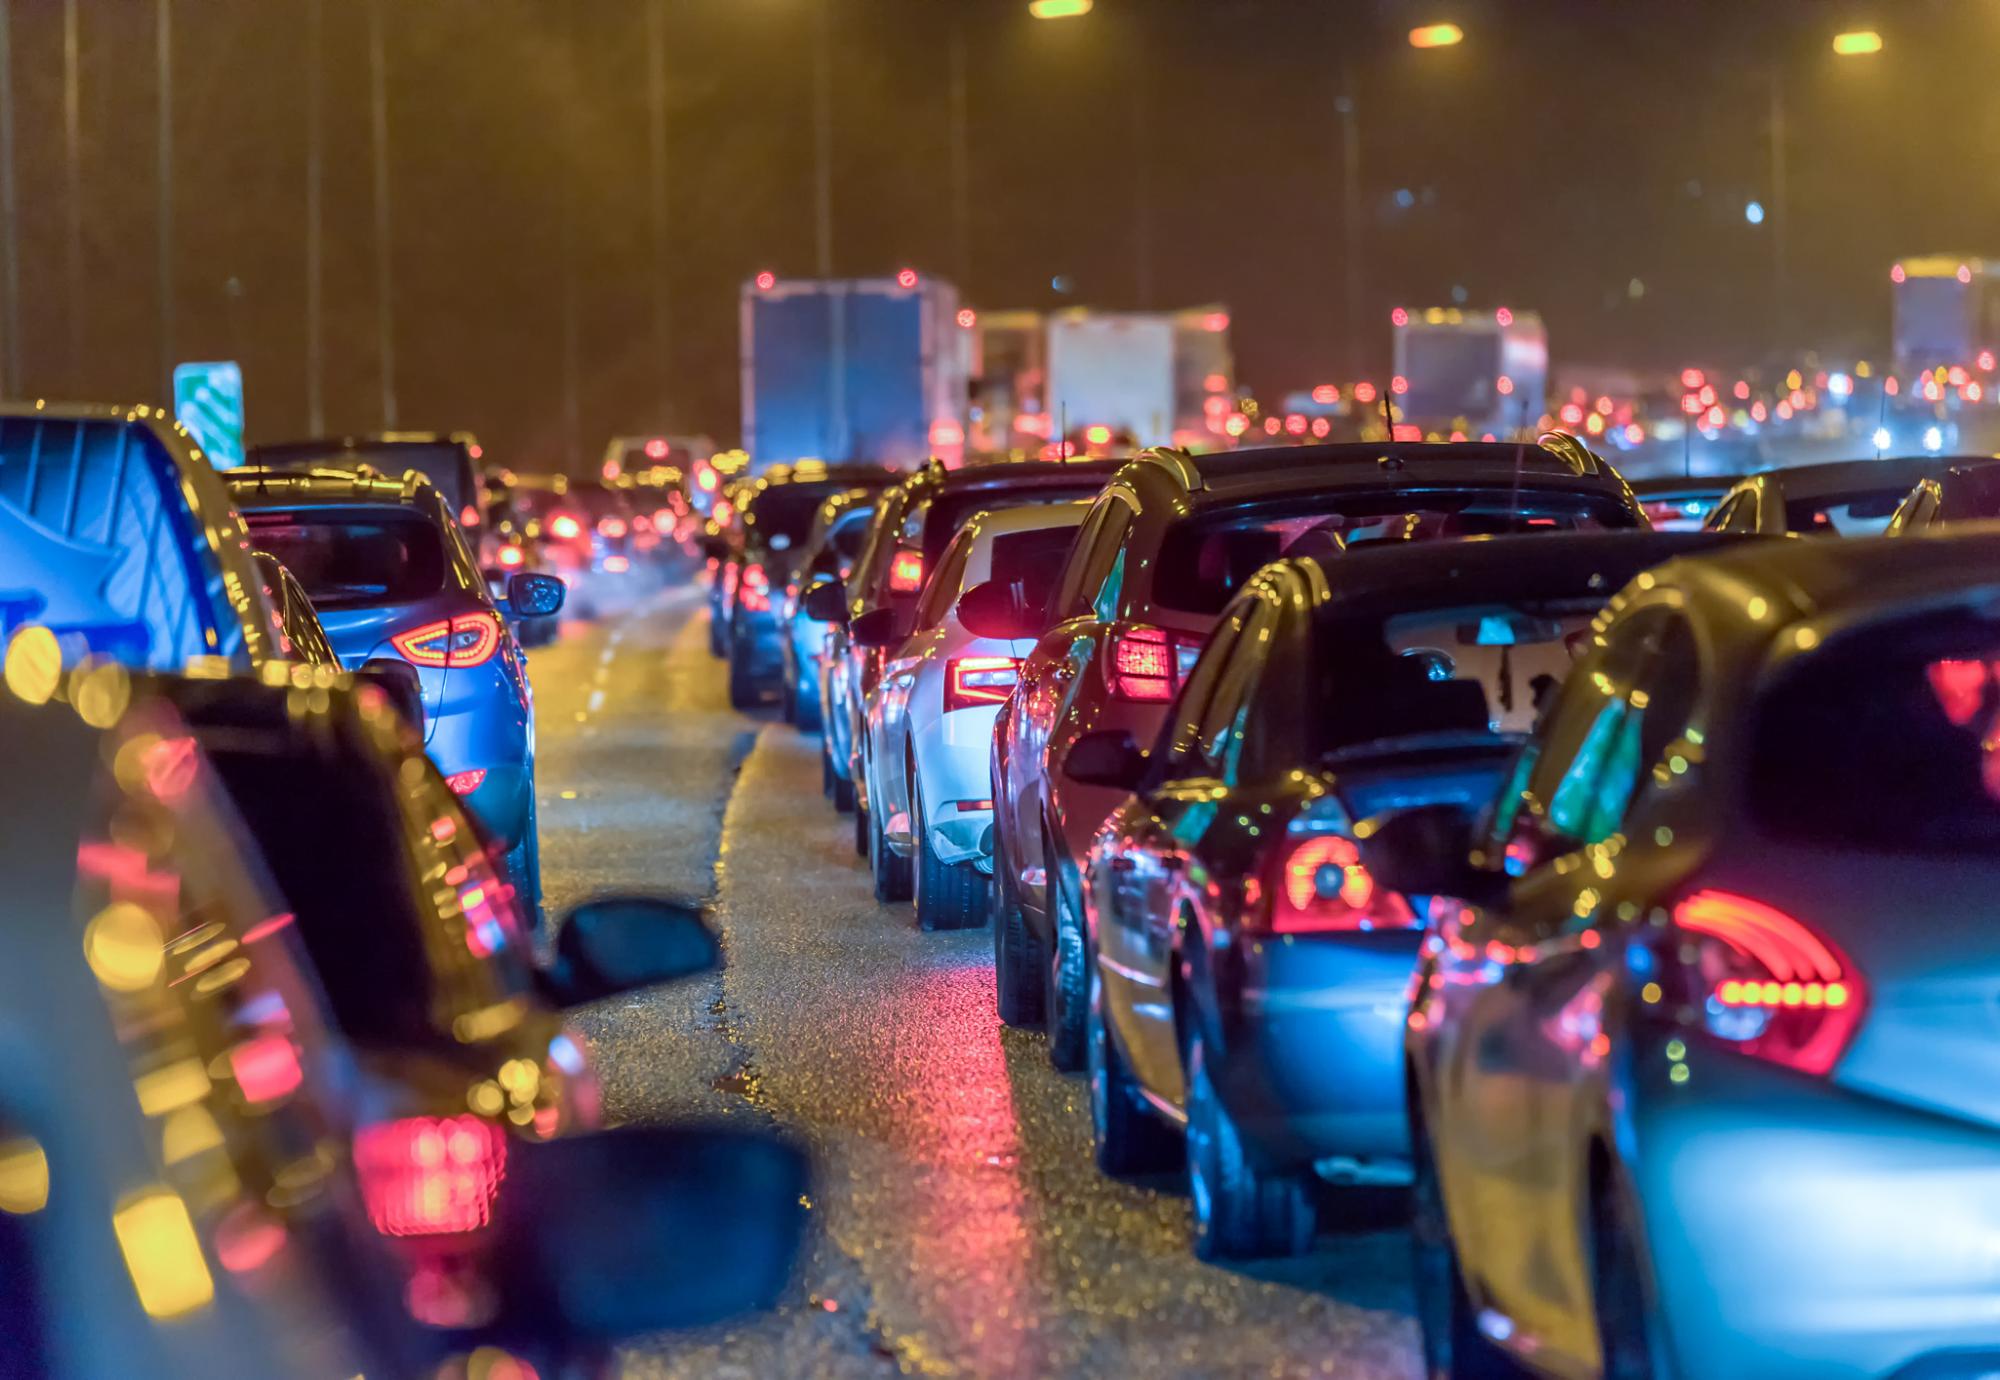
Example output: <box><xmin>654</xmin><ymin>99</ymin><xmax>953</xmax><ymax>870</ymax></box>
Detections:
<box><xmin>1627</xmin><ymin>1032</ymin><xmax>2000</xmax><ymax>1380</ymax></box>
<box><xmin>912</xmin><ymin>705</ymin><xmax>1000</xmax><ymax>869</ymax></box>
<box><xmin>730</xmin><ymin>610</ymin><xmax>785</xmax><ymax>680</ymax></box>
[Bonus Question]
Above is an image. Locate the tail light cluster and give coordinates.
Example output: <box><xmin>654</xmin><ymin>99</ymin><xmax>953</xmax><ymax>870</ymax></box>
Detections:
<box><xmin>598</xmin><ymin>516</ymin><xmax>628</xmax><ymax>539</ymax></box>
<box><xmin>1262</xmin><ymin>835</ymin><xmax>1416</xmax><ymax>934</ymax></box>
<box><xmin>1670</xmin><ymin>889</ymin><xmax>1865</xmax><ymax>1075</ymax></box>
<box><xmin>392</xmin><ymin>613</ymin><xmax>501</xmax><ymax>668</ymax></box>
<box><xmin>740</xmin><ymin>561</ymin><xmax>772</xmax><ymax>613</ymax></box>
<box><xmin>444</xmin><ymin>768</ymin><xmax>487</xmax><ymax>796</ymax></box>
<box><xmin>888</xmin><ymin>550</ymin><xmax>926</xmax><ymax>594</ymax></box>
<box><xmin>1110</xmin><ymin>625</ymin><xmax>1201</xmax><ymax>702</ymax></box>
<box><xmin>945</xmin><ymin>655</ymin><xmax>1021</xmax><ymax>711</ymax></box>
<box><xmin>549</xmin><ymin>513</ymin><xmax>582</xmax><ymax>541</ymax></box>
<box><xmin>496</xmin><ymin>544</ymin><xmax>525</xmax><ymax>570</ymax></box>
<box><xmin>353</xmin><ymin>1115</ymin><xmax>507</xmax><ymax>1237</ymax></box>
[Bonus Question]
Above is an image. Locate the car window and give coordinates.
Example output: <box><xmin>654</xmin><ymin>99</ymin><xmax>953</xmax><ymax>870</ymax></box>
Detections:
<box><xmin>916</xmin><ymin>526</ymin><xmax>976</xmax><ymax>630</ymax></box>
<box><xmin>1153</xmin><ymin>605</ymin><xmax>1247</xmax><ymax>780</ymax></box>
<box><xmin>1194</xmin><ymin>595</ymin><xmax>1280</xmax><ymax>784</ymax></box>
<box><xmin>1703</xmin><ymin>491</ymin><xmax>1745</xmax><ymax>532</ymax></box>
<box><xmin>243</xmin><ymin>510</ymin><xmax>448</xmax><ymax>611</ymax></box>
<box><xmin>1886</xmin><ymin>482</ymin><xmax>1938</xmax><ymax>534</ymax></box>
<box><xmin>1048</xmin><ymin>499</ymin><xmax>1117</xmax><ymax>624</ymax></box>
<box><xmin>1783</xmin><ymin>486</ymin><xmax>1909</xmax><ymax>535</ymax></box>
<box><xmin>255</xmin><ymin>557</ymin><xmax>339</xmax><ymax>666</ymax></box>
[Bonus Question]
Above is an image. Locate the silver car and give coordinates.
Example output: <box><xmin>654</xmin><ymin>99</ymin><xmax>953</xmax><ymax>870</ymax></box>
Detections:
<box><xmin>1367</xmin><ymin>529</ymin><xmax>2000</xmax><ymax>1380</ymax></box>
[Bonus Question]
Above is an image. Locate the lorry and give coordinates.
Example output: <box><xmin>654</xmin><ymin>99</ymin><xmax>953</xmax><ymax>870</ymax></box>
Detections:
<box><xmin>1891</xmin><ymin>255</ymin><xmax>2000</xmax><ymax>372</ymax></box>
<box><xmin>1391</xmin><ymin>306</ymin><xmax>1548</xmax><ymax>439</ymax></box>
<box><xmin>739</xmin><ymin>273</ymin><xmax>969</xmax><ymax>470</ymax></box>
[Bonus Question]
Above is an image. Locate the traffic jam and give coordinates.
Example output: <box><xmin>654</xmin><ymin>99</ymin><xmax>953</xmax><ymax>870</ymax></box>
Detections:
<box><xmin>6</xmin><ymin>4</ymin><xmax>2000</xmax><ymax>1379</ymax></box>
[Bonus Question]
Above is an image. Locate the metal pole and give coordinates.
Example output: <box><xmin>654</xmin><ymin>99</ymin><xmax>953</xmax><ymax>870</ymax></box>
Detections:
<box><xmin>1769</xmin><ymin>67</ymin><xmax>1788</xmax><ymax>354</ymax></box>
<box><xmin>1339</xmin><ymin>56</ymin><xmax>1364</xmax><ymax>381</ymax></box>
<box><xmin>156</xmin><ymin>0</ymin><xmax>173</xmax><ymax>394</ymax></box>
<box><xmin>645</xmin><ymin>0</ymin><xmax>670</xmax><ymax>430</ymax></box>
<box><xmin>368</xmin><ymin>0</ymin><xmax>397</xmax><ymax>429</ymax></box>
<box><xmin>948</xmin><ymin>17</ymin><xmax>970</xmax><ymax>288</ymax></box>
<box><xmin>0</xmin><ymin>0</ymin><xmax>17</xmax><ymax>396</ymax></box>
<box><xmin>64</xmin><ymin>0</ymin><xmax>82</xmax><ymax>390</ymax></box>
<box><xmin>305</xmin><ymin>0</ymin><xmax>324</xmax><ymax>433</ymax></box>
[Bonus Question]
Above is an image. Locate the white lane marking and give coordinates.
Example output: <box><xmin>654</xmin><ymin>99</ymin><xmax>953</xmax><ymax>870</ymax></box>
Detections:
<box><xmin>588</xmin><ymin>688</ymin><xmax>605</xmax><ymax>713</ymax></box>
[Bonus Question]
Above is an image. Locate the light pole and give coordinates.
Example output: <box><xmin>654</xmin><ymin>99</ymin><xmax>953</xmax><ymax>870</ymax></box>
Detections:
<box><xmin>645</xmin><ymin>0</ymin><xmax>671</xmax><ymax>430</ymax></box>
<box><xmin>367</xmin><ymin>0</ymin><xmax>396</xmax><ymax>430</ymax></box>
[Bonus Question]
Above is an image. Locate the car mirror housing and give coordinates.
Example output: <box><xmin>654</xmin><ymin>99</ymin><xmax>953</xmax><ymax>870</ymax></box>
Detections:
<box><xmin>1064</xmin><ymin>728</ymin><xmax>1148</xmax><ymax>791</ymax></box>
<box><xmin>496</xmin><ymin>1124</ymin><xmax>807</xmax><ymax>1339</ymax></box>
<box><xmin>543</xmin><ymin>894</ymin><xmax>721</xmax><ymax>1005</ymax></box>
<box><xmin>847</xmin><ymin>606</ymin><xmax>904</xmax><ymax>648</ymax></box>
<box><xmin>1353</xmin><ymin>803</ymin><xmax>1503</xmax><ymax>906</ymax></box>
<box><xmin>955</xmin><ymin>579</ymin><xmax>1042</xmax><ymax>640</ymax></box>
<box><xmin>355</xmin><ymin>657</ymin><xmax>425</xmax><ymax>735</ymax></box>
<box><xmin>802</xmin><ymin>578</ymin><xmax>847</xmax><ymax>624</ymax></box>
<box><xmin>507</xmin><ymin>571</ymin><xmax>567</xmax><ymax>619</ymax></box>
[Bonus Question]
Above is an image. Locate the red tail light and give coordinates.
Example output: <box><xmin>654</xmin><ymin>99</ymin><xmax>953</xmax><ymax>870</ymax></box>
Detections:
<box><xmin>391</xmin><ymin>614</ymin><xmax>501</xmax><ymax>668</ymax></box>
<box><xmin>353</xmin><ymin>1115</ymin><xmax>507</xmax><ymax>1237</ymax></box>
<box><xmin>1264</xmin><ymin>836</ymin><xmax>1416</xmax><ymax>934</ymax></box>
<box><xmin>497</xmin><ymin>544</ymin><xmax>525</xmax><ymax>569</ymax></box>
<box><xmin>603</xmin><ymin>554</ymin><xmax>631</xmax><ymax>574</ymax></box>
<box><xmin>741</xmin><ymin>562</ymin><xmax>772</xmax><ymax>612</ymax></box>
<box><xmin>946</xmin><ymin>655</ymin><xmax>1021</xmax><ymax>710</ymax></box>
<box><xmin>549</xmin><ymin>514</ymin><xmax>582</xmax><ymax>540</ymax></box>
<box><xmin>889</xmin><ymin>550</ymin><xmax>925</xmax><ymax>594</ymax></box>
<box><xmin>1672</xmin><ymin>890</ymin><xmax>1865</xmax><ymax>1075</ymax></box>
<box><xmin>460</xmin><ymin>504</ymin><xmax>481</xmax><ymax>528</ymax></box>
<box><xmin>1112</xmin><ymin>625</ymin><xmax>1176</xmax><ymax>701</ymax></box>
<box><xmin>444</xmin><ymin>768</ymin><xmax>487</xmax><ymax>796</ymax></box>
<box><xmin>598</xmin><ymin>516</ymin><xmax>628</xmax><ymax>539</ymax></box>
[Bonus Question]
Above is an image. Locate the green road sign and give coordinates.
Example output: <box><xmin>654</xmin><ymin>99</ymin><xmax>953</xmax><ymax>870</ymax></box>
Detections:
<box><xmin>172</xmin><ymin>361</ymin><xmax>245</xmax><ymax>469</ymax></box>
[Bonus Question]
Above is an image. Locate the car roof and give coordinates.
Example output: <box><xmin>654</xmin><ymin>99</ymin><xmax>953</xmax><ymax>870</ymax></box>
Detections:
<box><xmin>1630</xmin><ymin>475</ymin><xmax>1739</xmax><ymax>498</ymax></box>
<box><xmin>249</xmin><ymin>431</ymin><xmax>472</xmax><ymax>458</ymax></box>
<box><xmin>1118</xmin><ymin>439</ymin><xmax>1633</xmax><ymax>507</ymax></box>
<box><xmin>1293</xmin><ymin>531</ymin><xmax>1753</xmax><ymax>626</ymax></box>
<box><xmin>1749</xmin><ymin>455</ymin><xmax>1950</xmax><ymax>498</ymax></box>
<box><xmin>223</xmin><ymin>465</ymin><xmax>435</xmax><ymax>509</ymax></box>
<box><xmin>920</xmin><ymin>458</ymin><xmax>1123</xmax><ymax>496</ymax></box>
<box><xmin>958</xmin><ymin>497</ymin><xmax>1092</xmax><ymax>544</ymax></box>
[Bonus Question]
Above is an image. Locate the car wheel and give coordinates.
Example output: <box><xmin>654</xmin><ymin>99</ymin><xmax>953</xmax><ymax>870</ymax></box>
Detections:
<box><xmin>869</xmin><ymin>797</ymin><xmax>914</xmax><ymax>903</ymax></box>
<box><xmin>992</xmin><ymin>833</ymin><xmax>1047</xmax><ymax>1028</ymax></box>
<box><xmin>1087</xmin><ymin>964</ymin><xmax>1180</xmax><ymax>1177</ymax></box>
<box><xmin>793</xmin><ymin>677</ymin><xmax>823</xmax><ymax>733</ymax></box>
<box><xmin>821</xmin><ymin>740</ymin><xmax>837</xmax><ymax>798</ymax></box>
<box><xmin>727</xmin><ymin>645</ymin><xmax>760</xmax><ymax>709</ymax></box>
<box><xmin>853</xmin><ymin>792</ymin><xmax>871</xmax><ymax>858</ymax></box>
<box><xmin>1186</xmin><ymin>1033</ymin><xmax>1316</xmax><ymax>1261</ymax></box>
<box><xmin>1411</xmin><ymin>1099</ymin><xmax>1523</xmax><ymax>1380</ymax></box>
<box><xmin>1045</xmin><ymin>855</ymin><xmax>1089</xmax><ymax>1072</ymax></box>
<box><xmin>913</xmin><ymin>790</ymin><xmax>990</xmax><ymax>932</ymax></box>
<box><xmin>503</xmin><ymin>796</ymin><xmax>546</xmax><ymax>938</ymax></box>
<box><xmin>1592</xmin><ymin>1167</ymin><xmax>1674</xmax><ymax>1380</ymax></box>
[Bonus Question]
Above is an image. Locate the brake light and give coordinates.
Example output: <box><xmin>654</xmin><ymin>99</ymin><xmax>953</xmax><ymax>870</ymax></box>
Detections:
<box><xmin>353</xmin><ymin>1115</ymin><xmax>507</xmax><ymax>1237</ymax></box>
<box><xmin>460</xmin><ymin>504</ymin><xmax>481</xmax><ymax>528</ymax></box>
<box><xmin>444</xmin><ymin>768</ymin><xmax>487</xmax><ymax>796</ymax></box>
<box><xmin>946</xmin><ymin>655</ymin><xmax>1021</xmax><ymax>710</ymax></box>
<box><xmin>497</xmin><ymin>544</ymin><xmax>524</xmax><ymax>569</ymax></box>
<box><xmin>549</xmin><ymin>514</ymin><xmax>582</xmax><ymax>540</ymax></box>
<box><xmin>741</xmin><ymin>562</ymin><xmax>771</xmax><ymax>612</ymax></box>
<box><xmin>1112</xmin><ymin>626</ymin><xmax>1175</xmax><ymax>701</ymax></box>
<box><xmin>598</xmin><ymin>516</ymin><xmax>628</xmax><ymax>539</ymax></box>
<box><xmin>603</xmin><ymin>554</ymin><xmax>631</xmax><ymax>574</ymax></box>
<box><xmin>1265</xmin><ymin>836</ymin><xmax>1416</xmax><ymax>934</ymax></box>
<box><xmin>1672</xmin><ymin>890</ymin><xmax>1865</xmax><ymax>1076</ymax></box>
<box><xmin>391</xmin><ymin>614</ymin><xmax>502</xmax><ymax>668</ymax></box>
<box><xmin>889</xmin><ymin>550</ymin><xmax>925</xmax><ymax>594</ymax></box>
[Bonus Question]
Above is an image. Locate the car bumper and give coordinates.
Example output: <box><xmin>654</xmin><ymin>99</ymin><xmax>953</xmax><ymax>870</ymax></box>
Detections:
<box><xmin>1630</xmin><ymin>1031</ymin><xmax>2000</xmax><ymax>1380</ymax></box>
<box><xmin>1217</xmin><ymin>930</ymin><xmax>1423</xmax><ymax>1172</ymax></box>
<box><xmin>730</xmin><ymin>611</ymin><xmax>786</xmax><ymax>680</ymax></box>
<box><xmin>912</xmin><ymin>705</ymin><xmax>1000</xmax><ymax>870</ymax></box>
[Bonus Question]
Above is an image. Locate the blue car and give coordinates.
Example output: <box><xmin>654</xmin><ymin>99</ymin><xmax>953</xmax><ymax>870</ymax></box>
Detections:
<box><xmin>225</xmin><ymin>467</ymin><xmax>564</xmax><ymax>917</ymax></box>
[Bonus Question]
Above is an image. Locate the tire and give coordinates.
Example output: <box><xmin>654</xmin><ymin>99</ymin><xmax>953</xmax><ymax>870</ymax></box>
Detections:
<box><xmin>992</xmin><ymin>834</ymin><xmax>1047</xmax><ymax>1028</ymax></box>
<box><xmin>913</xmin><ymin>789</ymin><xmax>990</xmax><ymax>932</ymax></box>
<box><xmin>1592</xmin><ymin>1168</ymin><xmax>1675</xmax><ymax>1380</ymax></box>
<box><xmin>1411</xmin><ymin>1100</ymin><xmax>1524</xmax><ymax>1380</ymax></box>
<box><xmin>869</xmin><ymin>795</ymin><xmax>914</xmax><ymax>903</ymax></box>
<box><xmin>831</xmin><ymin>764</ymin><xmax>857</xmax><ymax>814</ymax></box>
<box><xmin>1186</xmin><ymin>1034</ymin><xmax>1316</xmax><ymax>1261</ymax></box>
<box><xmin>502</xmin><ymin>794</ymin><xmax>546</xmax><ymax>938</ymax></box>
<box><xmin>1087</xmin><ymin>964</ymin><xmax>1180</xmax><ymax>1177</ymax></box>
<box><xmin>853</xmin><ymin>795</ymin><xmax>871</xmax><ymax>858</ymax></box>
<box><xmin>727</xmin><ymin>645</ymin><xmax>760</xmax><ymax>709</ymax></box>
<box><xmin>1045</xmin><ymin>856</ymin><xmax>1089</xmax><ymax>1072</ymax></box>
<box><xmin>822</xmin><ymin>741</ymin><xmax>837</xmax><ymax>798</ymax></box>
<box><xmin>793</xmin><ymin>676</ymin><xmax>823</xmax><ymax>733</ymax></box>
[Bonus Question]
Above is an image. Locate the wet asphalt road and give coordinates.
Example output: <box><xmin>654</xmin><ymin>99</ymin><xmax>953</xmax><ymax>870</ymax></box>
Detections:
<box><xmin>527</xmin><ymin>583</ymin><xmax>1421</xmax><ymax>1379</ymax></box>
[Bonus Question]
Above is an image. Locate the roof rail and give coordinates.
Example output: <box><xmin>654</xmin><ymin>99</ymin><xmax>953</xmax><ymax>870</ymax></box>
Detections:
<box><xmin>1534</xmin><ymin>430</ymin><xmax>1605</xmax><ymax>477</ymax></box>
<box><xmin>1132</xmin><ymin>446</ymin><xmax>1203</xmax><ymax>492</ymax></box>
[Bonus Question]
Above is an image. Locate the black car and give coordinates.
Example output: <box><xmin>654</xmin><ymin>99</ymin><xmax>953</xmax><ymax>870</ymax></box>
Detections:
<box><xmin>1704</xmin><ymin>455</ymin><xmax>1950</xmax><ymax>535</ymax></box>
<box><xmin>1886</xmin><ymin>455</ymin><xmax>2000</xmax><ymax>532</ymax></box>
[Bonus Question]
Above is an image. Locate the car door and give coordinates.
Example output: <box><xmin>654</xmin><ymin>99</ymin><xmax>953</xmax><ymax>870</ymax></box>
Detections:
<box><xmin>874</xmin><ymin>526</ymin><xmax>974</xmax><ymax>839</ymax></box>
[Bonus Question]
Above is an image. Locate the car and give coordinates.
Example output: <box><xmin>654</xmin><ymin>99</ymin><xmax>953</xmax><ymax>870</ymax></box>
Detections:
<box><xmin>1703</xmin><ymin>455</ymin><xmax>1950</xmax><ymax>535</ymax></box>
<box><xmin>1629</xmin><ymin>474</ymin><xmax>1739</xmax><ymax>531</ymax></box>
<box><xmin>0</xmin><ymin>661</ymin><xmax>807</xmax><ymax>1378</ymax></box>
<box><xmin>1885</xmin><ymin>454</ymin><xmax>2000</xmax><ymax>532</ymax></box>
<box><xmin>223</xmin><ymin>466</ymin><xmax>565</xmax><ymax>920</ymax></box>
<box><xmin>856</xmin><ymin>500</ymin><xmax>1092</xmax><ymax>927</ymax></box>
<box><xmin>1361</xmin><ymin>528</ymin><xmax>2000</xmax><ymax>1380</ymax></box>
<box><xmin>249</xmin><ymin>431</ymin><xmax>488</xmax><ymax>535</ymax></box>
<box><xmin>991</xmin><ymin>438</ymin><xmax>1647</xmax><ymax>1071</ymax></box>
<box><xmin>1067</xmin><ymin>530</ymin><xmax>1745</xmax><ymax>1260</ymax></box>
<box><xmin>782</xmin><ymin>488</ymin><xmax>879</xmax><ymax>733</ymax></box>
<box><xmin>712</xmin><ymin>465</ymin><xmax>900</xmax><ymax>709</ymax></box>
<box><xmin>813</xmin><ymin>458</ymin><xmax>1123</xmax><ymax>856</ymax></box>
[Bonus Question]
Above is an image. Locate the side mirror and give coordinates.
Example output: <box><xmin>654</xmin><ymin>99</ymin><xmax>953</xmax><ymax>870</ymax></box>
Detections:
<box><xmin>496</xmin><ymin>1124</ymin><xmax>807</xmax><ymax>1338</ymax></box>
<box><xmin>1064</xmin><ymin>728</ymin><xmax>1148</xmax><ymax>791</ymax></box>
<box><xmin>802</xmin><ymin>578</ymin><xmax>847</xmax><ymax>624</ymax></box>
<box><xmin>542</xmin><ymin>895</ymin><xmax>721</xmax><ymax>1005</ymax></box>
<box><xmin>848</xmin><ymin>606</ymin><xmax>904</xmax><ymax>648</ymax></box>
<box><xmin>356</xmin><ymin>657</ymin><xmax>425</xmax><ymax>735</ymax></box>
<box><xmin>1353</xmin><ymin>803</ymin><xmax>1505</xmax><ymax>906</ymax></box>
<box><xmin>956</xmin><ymin>580</ymin><xmax>1042</xmax><ymax>640</ymax></box>
<box><xmin>508</xmin><ymin>571</ymin><xmax>567</xmax><ymax>619</ymax></box>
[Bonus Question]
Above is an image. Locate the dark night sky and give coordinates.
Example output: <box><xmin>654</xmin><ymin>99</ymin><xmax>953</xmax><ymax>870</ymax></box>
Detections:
<box><xmin>8</xmin><ymin>0</ymin><xmax>1999</xmax><ymax>470</ymax></box>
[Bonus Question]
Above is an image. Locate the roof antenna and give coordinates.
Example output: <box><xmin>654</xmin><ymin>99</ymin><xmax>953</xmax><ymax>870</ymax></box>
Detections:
<box><xmin>1058</xmin><ymin>401</ymin><xmax>1069</xmax><ymax>462</ymax></box>
<box><xmin>1380</xmin><ymin>385</ymin><xmax>1396</xmax><ymax>442</ymax></box>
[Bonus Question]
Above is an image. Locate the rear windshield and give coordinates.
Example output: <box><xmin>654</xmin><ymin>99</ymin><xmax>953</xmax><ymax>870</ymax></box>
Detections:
<box><xmin>1783</xmin><ymin>487</ymin><xmax>1907</xmax><ymax>535</ymax></box>
<box><xmin>745</xmin><ymin>482</ymin><xmax>842</xmax><ymax>550</ymax></box>
<box><xmin>926</xmin><ymin>484</ymin><xmax>1105</xmax><ymax>562</ymax></box>
<box><xmin>831</xmin><ymin>511</ymin><xmax>874</xmax><ymax>560</ymax></box>
<box><xmin>1154</xmin><ymin>489</ymin><xmax>1625</xmax><ymax>614</ymax></box>
<box><xmin>245</xmin><ymin>510</ymin><xmax>447</xmax><ymax>610</ymax></box>
<box><xmin>1751</xmin><ymin>613</ymin><xmax>2000</xmax><ymax>853</ymax></box>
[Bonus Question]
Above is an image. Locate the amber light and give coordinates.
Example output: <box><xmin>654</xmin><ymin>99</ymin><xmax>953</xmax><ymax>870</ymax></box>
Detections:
<box><xmin>549</xmin><ymin>513</ymin><xmax>582</xmax><ymax>540</ymax></box>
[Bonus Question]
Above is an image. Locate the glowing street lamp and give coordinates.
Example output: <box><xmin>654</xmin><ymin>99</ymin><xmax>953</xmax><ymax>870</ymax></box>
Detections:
<box><xmin>1029</xmin><ymin>0</ymin><xmax>1092</xmax><ymax>18</ymax></box>
<box><xmin>1409</xmin><ymin>23</ymin><xmax>1464</xmax><ymax>49</ymax></box>
<box><xmin>1832</xmin><ymin>30</ymin><xmax>1883</xmax><ymax>56</ymax></box>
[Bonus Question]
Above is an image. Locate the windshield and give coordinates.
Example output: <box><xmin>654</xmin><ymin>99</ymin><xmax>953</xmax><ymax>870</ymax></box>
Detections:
<box><xmin>1783</xmin><ymin>487</ymin><xmax>1909</xmax><ymax>534</ymax></box>
<box><xmin>244</xmin><ymin>510</ymin><xmax>447</xmax><ymax>610</ymax></box>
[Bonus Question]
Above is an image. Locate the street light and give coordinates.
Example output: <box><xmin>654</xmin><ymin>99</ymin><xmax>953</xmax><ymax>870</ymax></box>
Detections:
<box><xmin>1029</xmin><ymin>0</ymin><xmax>1092</xmax><ymax>18</ymax></box>
<box><xmin>1409</xmin><ymin>23</ymin><xmax>1464</xmax><ymax>49</ymax></box>
<box><xmin>1832</xmin><ymin>30</ymin><xmax>1883</xmax><ymax>56</ymax></box>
